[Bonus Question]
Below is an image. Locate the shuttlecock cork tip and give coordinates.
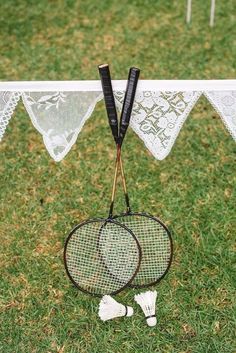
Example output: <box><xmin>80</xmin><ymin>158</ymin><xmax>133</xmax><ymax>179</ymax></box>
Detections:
<box><xmin>146</xmin><ymin>316</ymin><xmax>157</xmax><ymax>327</ymax></box>
<box><xmin>126</xmin><ymin>306</ymin><xmax>134</xmax><ymax>317</ymax></box>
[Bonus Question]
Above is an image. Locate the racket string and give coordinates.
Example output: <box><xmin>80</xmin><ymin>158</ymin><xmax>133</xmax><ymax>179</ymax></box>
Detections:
<box><xmin>65</xmin><ymin>219</ymin><xmax>141</xmax><ymax>295</ymax></box>
<box><xmin>116</xmin><ymin>214</ymin><xmax>172</xmax><ymax>286</ymax></box>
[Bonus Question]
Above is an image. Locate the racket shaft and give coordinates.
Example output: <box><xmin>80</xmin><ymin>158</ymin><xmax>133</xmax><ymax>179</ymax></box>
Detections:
<box><xmin>109</xmin><ymin>146</ymin><xmax>131</xmax><ymax>216</ymax></box>
<box><xmin>109</xmin><ymin>146</ymin><xmax>120</xmax><ymax>218</ymax></box>
<box><xmin>118</xmin><ymin>152</ymin><xmax>131</xmax><ymax>213</ymax></box>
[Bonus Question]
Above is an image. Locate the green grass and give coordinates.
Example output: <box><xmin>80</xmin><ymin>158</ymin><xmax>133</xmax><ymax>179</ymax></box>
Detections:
<box><xmin>0</xmin><ymin>1</ymin><xmax>236</xmax><ymax>352</ymax></box>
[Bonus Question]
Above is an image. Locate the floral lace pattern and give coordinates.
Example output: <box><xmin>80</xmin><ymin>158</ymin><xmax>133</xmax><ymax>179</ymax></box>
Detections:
<box><xmin>0</xmin><ymin>92</ymin><xmax>21</xmax><ymax>140</ymax></box>
<box><xmin>22</xmin><ymin>91</ymin><xmax>103</xmax><ymax>161</ymax></box>
<box><xmin>205</xmin><ymin>91</ymin><xmax>236</xmax><ymax>140</ymax></box>
<box><xmin>25</xmin><ymin>92</ymin><xmax>67</xmax><ymax>110</ymax></box>
<box><xmin>115</xmin><ymin>91</ymin><xmax>201</xmax><ymax>159</ymax></box>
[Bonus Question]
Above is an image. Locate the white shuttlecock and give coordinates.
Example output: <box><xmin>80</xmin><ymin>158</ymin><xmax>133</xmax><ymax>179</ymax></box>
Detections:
<box><xmin>98</xmin><ymin>295</ymin><xmax>134</xmax><ymax>321</ymax></box>
<box><xmin>134</xmin><ymin>290</ymin><xmax>157</xmax><ymax>327</ymax></box>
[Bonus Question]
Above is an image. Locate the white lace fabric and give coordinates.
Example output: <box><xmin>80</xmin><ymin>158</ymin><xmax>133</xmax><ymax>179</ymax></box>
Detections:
<box><xmin>0</xmin><ymin>92</ymin><xmax>21</xmax><ymax>140</ymax></box>
<box><xmin>22</xmin><ymin>91</ymin><xmax>103</xmax><ymax>161</ymax></box>
<box><xmin>204</xmin><ymin>91</ymin><xmax>236</xmax><ymax>140</ymax></box>
<box><xmin>114</xmin><ymin>91</ymin><xmax>201</xmax><ymax>160</ymax></box>
<box><xmin>0</xmin><ymin>81</ymin><xmax>235</xmax><ymax>161</ymax></box>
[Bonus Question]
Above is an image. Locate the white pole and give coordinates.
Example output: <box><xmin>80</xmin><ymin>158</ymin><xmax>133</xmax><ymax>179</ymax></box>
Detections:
<box><xmin>1</xmin><ymin>80</ymin><xmax>236</xmax><ymax>92</ymax></box>
<box><xmin>210</xmin><ymin>0</ymin><xmax>216</xmax><ymax>27</ymax></box>
<box><xmin>186</xmin><ymin>0</ymin><xmax>192</xmax><ymax>24</ymax></box>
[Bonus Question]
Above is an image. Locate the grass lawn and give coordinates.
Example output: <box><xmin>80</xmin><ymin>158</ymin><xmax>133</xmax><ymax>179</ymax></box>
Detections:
<box><xmin>0</xmin><ymin>1</ymin><xmax>235</xmax><ymax>352</ymax></box>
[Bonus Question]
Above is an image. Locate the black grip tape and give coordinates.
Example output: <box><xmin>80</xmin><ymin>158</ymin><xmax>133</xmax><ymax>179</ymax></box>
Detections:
<box><xmin>119</xmin><ymin>67</ymin><xmax>140</xmax><ymax>145</ymax></box>
<box><xmin>98</xmin><ymin>64</ymin><xmax>119</xmax><ymax>142</ymax></box>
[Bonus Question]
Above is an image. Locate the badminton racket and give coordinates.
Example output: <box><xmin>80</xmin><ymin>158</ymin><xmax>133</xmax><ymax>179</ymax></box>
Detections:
<box><xmin>99</xmin><ymin>64</ymin><xmax>173</xmax><ymax>288</ymax></box>
<box><xmin>64</xmin><ymin>69</ymin><xmax>142</xmax><ymax>297</ymax></box>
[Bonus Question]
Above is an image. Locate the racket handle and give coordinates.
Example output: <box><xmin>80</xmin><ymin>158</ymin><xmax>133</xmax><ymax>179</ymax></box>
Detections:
<box><xmin>119</xmin><ymin>67</ymin><xmax>140</xmax><ymax>146</ymax></box>
<box><xmin>98</xmin><ymin>64</ymin><xmax>119</xmax><ymax>143</ymax></box>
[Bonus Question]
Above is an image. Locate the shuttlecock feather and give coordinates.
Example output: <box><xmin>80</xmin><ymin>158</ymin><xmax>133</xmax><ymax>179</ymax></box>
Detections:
<box><xmin>134</xmin><ymin>290</ymin><xmax>157</xmax><ymax>327</ymax></box>
<box><xmin>98</xmin><ymin>295</ymin><xmax>134</xmax><ymax>321</ymax></box>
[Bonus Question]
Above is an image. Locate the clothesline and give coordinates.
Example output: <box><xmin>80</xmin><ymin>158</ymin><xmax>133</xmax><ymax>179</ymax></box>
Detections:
<box><xmin>0</xmin><ymin>80</ymin><xmax>236</xmax><ymax>92</ymax></box>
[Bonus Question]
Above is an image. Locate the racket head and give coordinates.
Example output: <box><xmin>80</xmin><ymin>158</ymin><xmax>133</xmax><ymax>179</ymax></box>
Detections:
<box><xmin>64</xmin><ymin>217</ymin><xmax>142</xmax><ymax>297</ymax></box>
<box><xmin>113</xmin><ymin>212</ymin><xmax>173</xmax><ymax>288</ymax></box>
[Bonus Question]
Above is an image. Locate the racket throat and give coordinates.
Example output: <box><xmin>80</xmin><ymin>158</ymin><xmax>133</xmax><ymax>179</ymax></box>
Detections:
<box><xmin>125</xmin><ymin>193</ymin><xmax>131</xmax><ymax>214</ymax></box>
<box><xmin>119</xmin><ymin>150</ymin><xmax>132</xmax><ymax>214</ymax></box>
<box><xmin>108</xmin><ymin>201</ymin><xmax>114</xmax><ymax>219</ymax></box>
<box><xmin>108</xmin><ymin>149</ymin><xmax>120</xmax><ymax>219</ymax></box>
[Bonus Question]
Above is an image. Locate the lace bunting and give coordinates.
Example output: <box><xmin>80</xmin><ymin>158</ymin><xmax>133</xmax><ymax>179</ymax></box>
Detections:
<box><xmin>22</xmin><ymin>91</ymin><xmax>103</xmax><ymax>161</ymax></box>
<box><xmin>0</xmin><ymin>88</ymin><xmax>235</xmax><ymax>161</ymax></box>
<box><xmin>205</xmin><ymin>91</ymin><xmax>236</xmax><ymax>140</ymax></box>
<box><xmin>114</xmin><ymin>91</ymin><xmax>201</xmax><ymax>160</ymax></box>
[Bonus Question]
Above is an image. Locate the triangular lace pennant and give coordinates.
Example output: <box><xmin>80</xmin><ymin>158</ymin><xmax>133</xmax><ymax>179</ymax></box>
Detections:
<box><xmin>114</xmin><ymin>91</ymin><xmax>201</xmax><ymax>160</ymax></box>
<box><xmin>22</xmin><ymin>91</ymin><xmax>103</xmax><ymax>161</ymax></box>
<box><xmin>0</xmin><ymin>92</ymin><xmax>21</xmax><ymax>140</ymax></box>
<box><xmin>205</xmin><ymin>91</ymin><xmax>236</xmax><ymax>141</ymax></box>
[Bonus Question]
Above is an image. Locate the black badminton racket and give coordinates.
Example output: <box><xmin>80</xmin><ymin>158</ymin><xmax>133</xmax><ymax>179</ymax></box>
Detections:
<box><xmin>99</xmin><ymin>64</ymin><xmax>173</xmax><ymax>288</ymax></box>
<box><xmin>63</xmin><ymin>69</ymin><xmax>142</xmax><ymax>297</ymax></box>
